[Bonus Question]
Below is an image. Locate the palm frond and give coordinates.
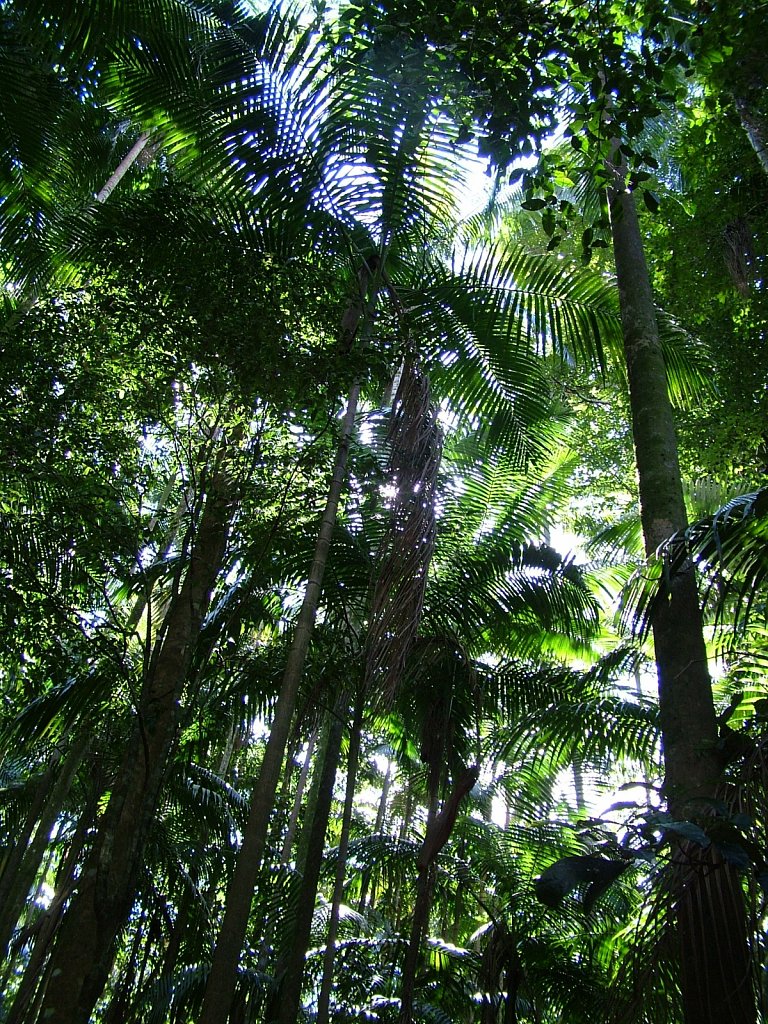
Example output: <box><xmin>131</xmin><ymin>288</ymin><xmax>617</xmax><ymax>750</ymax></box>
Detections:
<box><xmin>405</xmin><ymin>239</ymin><xmax>623</xmax><ymax>466</ymax></box>
<box><xmin>622</xmin><ymin>488</ymin><xmax>768</xmax><ymax>646</ymax></box>
<box><xmin>424</xmin><ymin>533</ymin><xmax>601</xmax><ymax>661</ymax></box>
<box><xmin>491</xmin><ymin>651</ymin><xmax>658</xmax><ymax>776</ymax></box>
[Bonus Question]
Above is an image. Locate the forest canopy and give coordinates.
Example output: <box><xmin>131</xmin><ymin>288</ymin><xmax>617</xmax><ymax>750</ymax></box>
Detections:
<box><xmin>1</xmin><ymin>2</ymin><xmax>767</xmax><ymax>1023</ymax></box>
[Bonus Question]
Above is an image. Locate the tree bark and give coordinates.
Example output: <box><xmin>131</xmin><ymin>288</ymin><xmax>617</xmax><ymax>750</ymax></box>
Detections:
<box><xmin>572</xmin><ymin>756</ymin><xmax>586</xmax><ymax>813</ymax></box>
<box><xmin>608</xmin><ymin>172</ymin><xmax>720</xmax><ymax>812</ymax></box>
<box><xmin>5</xmin><ymin>808</ymin><xmax>89</xmax><ymax>1024</ymax></box>
<box><xmin>31</xmin><ymin>468</ymin><xmax>232</xmax><ymax>1024</ymax></box>
<box><xmin>399</xmin><ymin>758</ymin><xmax>441</xmax><ymax>1024</ymax></box>
<box><xmin>147</xmin><ymin>719</ymin><xmax>243</xmax><ymax>995</ymax></box>
<box><xmin>733</xmin><ymin>95</ymin><xmax>768</xmax><ymax>178</ymax></box>
<box><xmin>0</xmin><ymin>730</ymin><xmax>87</xmax><ymax>961</ymax></box>
<box><xmin>677</xmin><ymin>845</ymin><xmax>755</xmax><ymax>1024</ymax></box>
<box><xmin>608</xmin><ymin>171</ymin><xmax>754</xmax><ymax>1024</ymax></box>
<box><xmin>200</xmin><ymin>384</ymin><xmax>361</xmax><ymax>1024</ymax></box>
<box><xmin>316</xmin><ymin>699</ymin><xmax>364</xmax><ymax>1024</ymax></box>
<box><xmin>357</xmin><ymin>755</ymin><xmax>392</xmax><ymax>913</ymax></box>
<box><xmin>268</xmin><ymin>700</ymin><xmax>346</xmax><ymax>1024</ymax></box>
<box><xmin>280</xmin><ymin>721</ymin><xmax>321</xmax><ymax>864</ymax></box>
<box><xmin>399</xmin><ymin>862</ymin><xmax>435</xmax><ymax>1024</ymax></box>
<box><xmin>95</xmin><ymin>131</ymin><xmax>152</xmax><ymax>203</ymax></box>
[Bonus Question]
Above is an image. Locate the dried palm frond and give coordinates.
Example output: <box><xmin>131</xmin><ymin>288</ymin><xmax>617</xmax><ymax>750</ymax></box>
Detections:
<box><xmin>723</xmin><ymin>218</ymin><xmax>753</xmax><ymax>297</ymax></box>
<box><xmin>609</xmin><ymin>830</ymin><xmax>761</xmax><ymax>1024</ymax></box>
<box><xmin>365</xmin><ymin>356</ymin><xmax>442</xmax><ymax>700</ymax></box>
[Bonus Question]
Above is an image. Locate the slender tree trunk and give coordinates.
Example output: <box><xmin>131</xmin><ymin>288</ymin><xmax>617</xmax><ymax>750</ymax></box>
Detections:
<box><xmin>31</xmin><ymin>470</ymin><xmax>232</xmax><ymax>1024</ymax></box>
<box><xmin>572</xmin><ymin>756</ymin><xmax>586</xmax><ymax>813</ymax></box>
<box><xmin>0</xmin><ymin>750</ymin><xmax>61</xmax><ymax>951</ymax></box>
<box><xmin>357</xmin><ymin>756</ymin><xmax>392</xmax><ymax>912</ymax></box>
<box><xmin>280</xmin><ymin>722</ymin><xmax>321</xmax><ymax>864</ymax></box>
<box><xmin>450</xmin><ymin>847</ymin><xmax>465</xmax><ymax>946</ymax></box>
<box><xmin>200</xmin><ymin>384</ymin><xmax>361</xmax><ymax>1024</ymax></box>
<box><xmin>0</xmin><ymin>731</ymin><xmax>88</xmax><ymax>960</ymax></box>
<box><xmin>608</xmin><ymin>171</ymin><xmax>755</xmax><ymax>1024</ymax></box>
<box><xmin>5</xmin><ymin>799</ymin><xmax>90</xmax><ymax>1024</ymax></box>
<box><xmin>269</xmin><ymin>700</ymin><xmax>346</xmax><ymax>1024</ymax></box>
<box><xmin>608</xmin><ymin>170</ymin><xmax>719</xmax><ymax>809</ymax></box>
<box><xmin>317</xmin><ymin>699</ymin><xmax>364</xmax><ymax>1024</ymax></box>
<box><xmin>399</xmin><ymin>863</ymin><xmax>436</xmax><ymax>1024</ymax></box>
<box><xmin>100</xmin><ymin>911</ymin><xmax>147</xmax><ymax>1024</ymax></box>
<box><xmin>388</xmin><ymin>783</ymin><xmax>415</xmax><ymax>926</ymax></box>
<box><xmin>399</xmin><ymin>774</ymin><xmax>440</xmax><ymax>1024</ymax></box>
<box><xmin>148</xmin><ymin>720</ymin><xmax>243</xmax><ymax>993</ymax></box>
<box><xmin>292</xmin><ymin>715</ymin><xmax>336</xmax><ymax>887</ymax></box>
<box><xmin>95</xmin><ymin>131</ymin><xmax>152</xmax><ymax>203</ymax></box>
<box><xmin>374</xmin><ymin>758</ymin><xmax>393</xmax><ymax>832</ymax></box>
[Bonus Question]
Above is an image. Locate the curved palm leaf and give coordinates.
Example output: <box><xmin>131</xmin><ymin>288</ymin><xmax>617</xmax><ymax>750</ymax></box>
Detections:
<box><xmin>623</xmin><ymin>487</ymin><xmax>768</xmax><ymax>646</ymax></box>
<box><xmin>491</xmin><ymin>654</ymin><xmax>659</xmax><ymax>776</ymax></box>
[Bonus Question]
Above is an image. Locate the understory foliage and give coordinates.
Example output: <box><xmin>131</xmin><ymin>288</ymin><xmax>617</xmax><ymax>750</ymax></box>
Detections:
<box><xmin>0</xmin><ymin>2</ymin><xmax>767</xmax><ymax>1023</ymax></box>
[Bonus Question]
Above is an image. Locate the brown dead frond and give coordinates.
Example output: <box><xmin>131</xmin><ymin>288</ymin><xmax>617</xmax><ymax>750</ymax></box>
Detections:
<box><xmin>365</xmin><ymin>356</ymin><xmax>442</xmax><ymax>701</ymax></box>
<box><xmin>723</xmin><ymin>218</ymin><xmax>753</xmax><ymax>296</ymax></box>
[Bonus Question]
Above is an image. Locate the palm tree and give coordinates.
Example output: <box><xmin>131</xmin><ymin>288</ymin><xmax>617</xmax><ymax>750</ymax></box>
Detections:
<box><xmin>1</xmin><ymin>6</ymin><xmax>685</xmax><ymax>1022</ymax></box>
<box><xmin>196</xmin><ymin>13</ymin><xmax>634</xmax><ymax>1020</ymax></box>
<box><xmin>0</xmin><ymin>170</ymin><xmax>347</xmax><ymax>1024</ymax></box>
<box><xmin>336</xmin><ymin>4</ymin><xmax>764</xmax><ymax>1019</ymax></box>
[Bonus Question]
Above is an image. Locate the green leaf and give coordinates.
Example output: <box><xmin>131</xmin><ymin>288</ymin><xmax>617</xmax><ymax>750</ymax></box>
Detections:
<box><xmin>642</xmin><ymin>189</ymin><xmax>660</xmax><ymax>214</ymax></box>
<box><xmin>535</xmin><ymin>855</ymin><xmax>629</xmax><ymax>908</ymax></box>
<box><xmin>663</xmin><ymin>821</ymin><xmax>711</xmax><ymax>847</ymax></box>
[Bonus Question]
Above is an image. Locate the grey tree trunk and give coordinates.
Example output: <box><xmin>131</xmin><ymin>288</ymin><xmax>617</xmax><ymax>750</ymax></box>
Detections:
<box><xmin>199</xmin><ymin>384</ymin><xmax>361</xmax><ymax>1024</ymax></box>
<box><xmin>608</xmin><ymin>168</ymin><xmax>755</xmax><ymax>1024</ymax></box>
<box><xmin>30</xmin><ymin>467</ymin><xmax>232</xmax><ymax>1024</ymax></box>
<box><xmin>316</xmin><ymin>699</ymin><xmax>364</xmax><ymax>1024</ymax></box>
<box><xmin>0</xmin><ymin>731</ymin><xmax>88</xmax><ymax>961</ymax></box>
<box><xmin>280</xmin><ymin>722</ymin><xmax>321</xmax><ymax>864</ymax></box>
<box><xmin>270</xmin><ymin>700</ymin><xmax>346</xmax><ymax>1024</ymax></box>
<box><xmin>5</xmin><ymin>808</ymin><xmax>90</xmax><ymax>1024</ymax></box>
<box><xmin>608</xmin><ymin>168</ymin><xmax>719</xmax><ymax>811</ymax></box>
<box><xmin>399</xmin><ymin>756</ymin><xmax>441</xmax><ymax>1024</ymax></box>
<box><xmin>733</xmin><ymin>95</ymin><xmax>768</xmax><ymax>178</ymax></box>
<box><xmin>356</xmin><ymin>755</ymin><xmax>392</xmax><ymax>913</ymax></box>
<box><xmin>95</xmin><ymin>131</ymin><xmax>152</xmax><ymax>203</ymax></box>
<box><xmin>398</xmin><ymin>838</ymin><xmax>437</xmax><ymax>1024</ymax></box>
<box><xmin>148</xmin><ymin>719</ymin><xmax>243</xmax><ymax>992</ymax></box>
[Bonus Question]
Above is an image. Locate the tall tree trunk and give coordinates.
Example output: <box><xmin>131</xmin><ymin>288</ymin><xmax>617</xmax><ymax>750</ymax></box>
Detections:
<box><xmin>316</xmin><ymin>698</ymin><xmax>364</xmax><ymax>1024</ymax></box>
<box><xmin>0</xmin><ymin>730</ymin><xmax>88</xmax><ymax>960</ymax></box>
<box><xmin>148</xmin><ymin>719</ymin><xmax>243</xmax><ymax>993</ymax></box>
<box><xmin>399</xmin><ymin>784</ymin><xmax>415</xmax><ymax>842</ymax></box>
<box><xmin>572</xmin><ymin>755</ymin><xmax>586</xmax><ymax>813</ymax></box>
<box><xmin>200</xmin><ymin>384</ymin><xmax>361</xmax><ymax>1024</ymax></box>
<box><xmin>733</xmin><ymin>95</ymin><xmax>768</xmax><ymax>178</ymax></box>
<box><xmin>608</xmin><ymin>167</ymin><xmax>720</xmax><ymax>810</ymax></box>
<box><xmin>386</xmin><ymin>782</ymin><xmax>415</xmax><ymax>926</ymax></box>
<box><xmin>5</xmin><ymin>807</ymin><xmax>90</xmax><ymax>1024</ymax></box>
<box><xmin>398</xmin><ymin>862</ymin><xmax>436</xmax><ymax>1024</ymax></box>
<box><xmin>608</xmin><ymin>169</ymin><xmax>755</xmax><ymax>1024</ymax></box>
<box><xmin>357</xmin><ymin>755</ymin><xmax>392</xmax><ymax>913</ymax></box>
<box><xmin>268</xmin><ymin>699</ymin><xmax>346</xmax><ymax>1024</ymax></box>
<box><xmin>95</xmin><ymin>131</ymin><xmax>153</xmax><ymax>203</ymax></box>
<box><xmin>31</xmin><ymin>469</ymin><xmax>232</xmax><ymax>1024</ymax></box>
<box><xmin>399</xmin><ymin>763</ymin><xmax>441</xmax><ymax>1024</ymax></box>
<box><xmin>280</xmin><ymin>721</ymin><xmax>321</xmax><ymax>864</ymax></box>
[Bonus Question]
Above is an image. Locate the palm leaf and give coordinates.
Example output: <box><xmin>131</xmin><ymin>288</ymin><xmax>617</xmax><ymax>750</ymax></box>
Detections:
<box><xmin>623</xmin><ymin>488</ymin><xmax>768</xmax><ymax>646</ymax></box>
